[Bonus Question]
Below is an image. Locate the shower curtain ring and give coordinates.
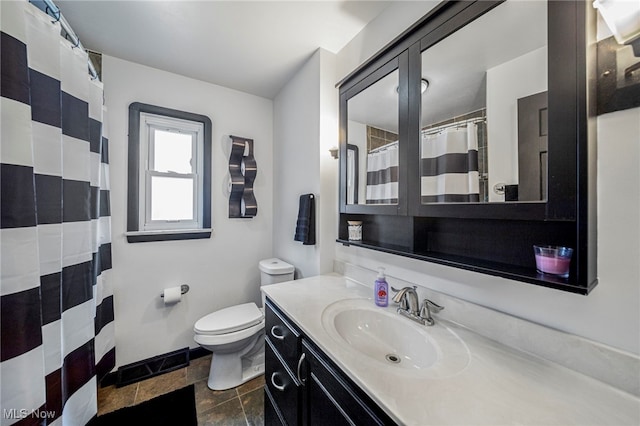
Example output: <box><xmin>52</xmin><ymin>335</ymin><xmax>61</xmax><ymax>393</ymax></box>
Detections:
<box><xmin>46</xmin><ymin>6</ymin><xmax>61</xmax><ymax>23</ymax></box>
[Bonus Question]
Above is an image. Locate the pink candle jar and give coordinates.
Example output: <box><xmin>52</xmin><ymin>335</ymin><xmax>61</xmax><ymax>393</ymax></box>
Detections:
<box><xmin>533</xmin><ymin>245</ymin><xmax>573</xmax><ymax>278</ymax></box>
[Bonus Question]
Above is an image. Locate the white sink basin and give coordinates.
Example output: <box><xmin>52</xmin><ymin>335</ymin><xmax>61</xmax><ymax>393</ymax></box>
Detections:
<box><xmin>321</xmin><ymin>298</ymin><xmax>470</xmax><ymax>377</ymax></box>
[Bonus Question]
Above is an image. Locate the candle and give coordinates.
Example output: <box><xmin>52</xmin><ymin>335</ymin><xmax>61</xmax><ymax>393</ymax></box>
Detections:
<box><xmin>533</xmin><ymin>245</ymin><xmax>573</xmax><ymax>278</ymax></box>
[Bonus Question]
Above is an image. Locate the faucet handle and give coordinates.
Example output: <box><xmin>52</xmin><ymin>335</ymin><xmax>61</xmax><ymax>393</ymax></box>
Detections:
<box><xmin>424</xmin><ymin>299</ymin><xmax>444</xmax><ymax>313</ymax></box>
<box><xmin>390</xmin><ymin>285</ymin><xmax>416</xmax><ymax>294</ymax></box>
<box><xmin>419</xmin><ymin>299</ymin><xmax>444</xmax><ymax>326</ymax></box>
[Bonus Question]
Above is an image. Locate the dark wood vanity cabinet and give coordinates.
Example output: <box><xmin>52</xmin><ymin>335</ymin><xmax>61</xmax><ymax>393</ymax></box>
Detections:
<box><xmin>301</xmin><ymin>339</ymin><xmax>395</xmax><ymax>425</ymax></box>
<box><xmin>337</xmin><ymin>0</ymin><xmax>597</xmax><ymax>294</ymax></box>
<box><xmin>265</xmin><ymin>299</ymin><xmax>395</xmax><ymax>425</ymax></box>
<box><xmin>265</xmin><ymin>298</ymin><xmax>302</xmax><ymax>426</ymax></box>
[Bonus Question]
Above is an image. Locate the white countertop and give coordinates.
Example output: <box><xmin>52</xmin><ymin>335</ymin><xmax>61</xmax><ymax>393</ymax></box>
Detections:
<box><xmin>263</xmin><ymin>274</ymin><xmax>640</xmax><ymax>426</ymax></box>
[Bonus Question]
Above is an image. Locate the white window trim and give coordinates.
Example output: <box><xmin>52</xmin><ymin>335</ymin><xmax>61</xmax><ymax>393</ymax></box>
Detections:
<box><xmin>137</xmin><ymin>112</ymin><xmax>205</xmax><ymax>232</ymax></box>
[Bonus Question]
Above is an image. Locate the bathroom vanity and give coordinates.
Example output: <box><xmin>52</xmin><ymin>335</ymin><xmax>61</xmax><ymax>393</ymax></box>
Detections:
<box><xmin>264</xmin><ymin>298</ymin><xmax>393</xmax><ymax>425</ymax></box>
<box><xmin>263</xmin><ymin>275</ymin><xmax>640</xmax><ymax>425</ymax></box>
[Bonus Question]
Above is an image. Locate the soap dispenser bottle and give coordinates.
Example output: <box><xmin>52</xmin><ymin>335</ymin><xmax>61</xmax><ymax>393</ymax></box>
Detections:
<box><xmin>374</xmin><ymin>267</ymin><xmax>389</xmax><ymax>307</ymax></box>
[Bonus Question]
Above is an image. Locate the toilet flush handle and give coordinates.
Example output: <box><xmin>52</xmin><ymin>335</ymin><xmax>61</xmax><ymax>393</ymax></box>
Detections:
<box><xmin>270</xmin><ymin>326</ymin><xmax>285</xmax><ymax>340</ymax></box>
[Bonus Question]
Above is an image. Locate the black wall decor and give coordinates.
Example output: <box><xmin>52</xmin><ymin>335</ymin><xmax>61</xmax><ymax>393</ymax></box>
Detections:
<box><xmin>229</xmin><ymin>135</ymin><xmax>257</xmax><ymax>218</ymax></box>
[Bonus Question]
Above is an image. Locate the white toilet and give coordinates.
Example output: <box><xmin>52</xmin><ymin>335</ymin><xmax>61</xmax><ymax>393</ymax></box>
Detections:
<box><xmin>194</xmin><ymin>258</ymin><xmax>295</xmax><ymax>390</ymax></box>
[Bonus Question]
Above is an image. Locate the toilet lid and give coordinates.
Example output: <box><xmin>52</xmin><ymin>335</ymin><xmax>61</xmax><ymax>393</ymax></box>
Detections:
<box><xmin>194</xmin><ymin>302</ymin><xmax>264</xmax><ymax>335</ymax></box>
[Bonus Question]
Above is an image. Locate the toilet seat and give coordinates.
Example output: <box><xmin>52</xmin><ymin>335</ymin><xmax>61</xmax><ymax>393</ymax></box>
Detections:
<box><xmin>194</xmin><ymin>302</ymin><xmax>264</xmax><ymax>335</ymax></box>
<box><xmin>194</xmin><ymin>319</ymin><xmax>265</xmax><ymax>346</ymax></box>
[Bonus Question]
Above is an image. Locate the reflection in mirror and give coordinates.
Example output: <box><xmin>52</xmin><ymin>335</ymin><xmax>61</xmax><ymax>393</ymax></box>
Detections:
<box><xmin>346</xmin><ymin>144</ymin><xmax>359</xmax><ymax>204</ymax></box>
<box><xmin>420</xmin><ymin>0</ymin><xmax>547</xmax><ymax>204</ymax></box>
<box><xmin>347</xmin><ymin>70</ymin><xmax>399</xmax><ymax>205</ymax></box>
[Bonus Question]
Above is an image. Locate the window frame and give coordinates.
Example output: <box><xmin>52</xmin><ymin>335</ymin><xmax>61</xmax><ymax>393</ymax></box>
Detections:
<box><xmin>127</xmin><ymin>102</ymin><xmax>212</xmax><ymax>243</ymax></box>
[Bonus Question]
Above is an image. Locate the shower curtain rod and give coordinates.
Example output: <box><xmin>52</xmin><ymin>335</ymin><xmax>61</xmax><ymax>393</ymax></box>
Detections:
<box><xmin>422</xmin><ymin>116</ymin><xmax>486</xmax><ymax>136</ymax></box>
<box><xmin>30</xmin><ymin>0</ymin><xmax>99</xmax><ymax>80</ymax></box>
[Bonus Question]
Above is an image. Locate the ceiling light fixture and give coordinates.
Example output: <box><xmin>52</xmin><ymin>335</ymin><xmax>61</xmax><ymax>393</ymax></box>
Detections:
<box><xmin>593</xmin><ymin>0</ymin><xmax>640</xmax><ymax>54</ymax></box>
<box><xmin>421</xmin><ymin>78</ymin><xmax>429</xmax><ymax>93</ymax></box>
<box><xmin>396</xmin><ymin>79</ymin><xmax>429</xmax><ymax>94</ymax></box>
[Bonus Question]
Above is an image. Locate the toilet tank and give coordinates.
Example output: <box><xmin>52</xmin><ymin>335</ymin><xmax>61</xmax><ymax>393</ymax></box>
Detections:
<box><xmin>259</xmin><ymin>258</ymin><xmax>295</xmax><ymax>286</ymax></box>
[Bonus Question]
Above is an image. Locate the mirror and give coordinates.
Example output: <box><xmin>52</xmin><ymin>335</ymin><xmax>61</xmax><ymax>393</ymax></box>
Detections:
<box><xmin>420</xmin><ymin>0</ymin><xmax>547</xmax><ymax>203</ymax></box>
<box><xmin>347</xmin><ymin>69</ymin><xmax>399</xmax><ymax>205</ymax></box>
<box><xmin>346</xmin><ymin>144</ymin><xmax>359</xmax><ymax>204</ymax></box>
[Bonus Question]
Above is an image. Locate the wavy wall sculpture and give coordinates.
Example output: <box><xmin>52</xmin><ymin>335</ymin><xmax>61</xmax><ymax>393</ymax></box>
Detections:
<box><xmin>229</xmin><ymin>135</ymin><xmax>257</xmax><ymax>218</ymax></box>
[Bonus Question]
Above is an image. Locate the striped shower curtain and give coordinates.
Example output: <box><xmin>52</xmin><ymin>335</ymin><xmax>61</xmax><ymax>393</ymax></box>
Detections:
<box><xmin>365</xmin><ymin>142</ymin><xmax>398</xmax><ymax>204</ymax></box>
<box><xmin>1</xmin><ymin>1</ymin><xmax>115</xmax><ymax>425</ymax></box>
<box><xmin>421</xmin><ymin>124</ymin><xmax>480</xmax><ymax>203</ymax></box>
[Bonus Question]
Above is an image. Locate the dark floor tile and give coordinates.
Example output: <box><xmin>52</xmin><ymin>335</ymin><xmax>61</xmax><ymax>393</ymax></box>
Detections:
<box><xmin>135</xmin><ymin>368</ymin><xmax>187</xmax><ymax>404</ymax></box>
<box><xmin>241</xmin><ymin>387</ymin><xmax>265</xmax><ymax>426</ymax></box>
<box><xmin>198</xmin><ymin>397</ymin><xmax>247</xmax><ymax>426</ymax></box>
<box><xmin>237</xmin><ymin>374</ymin><xmax>265</xmax><ymax>396</ymax></box>
<box><xmin>194</xmin><ymin>379</ymin><xmax>238</xmax><ymax>415</ymax></box>
<box><xmin>188</xmin><ymin>354</ymin><xmax>212</xmax><ymax>384</ymax></box>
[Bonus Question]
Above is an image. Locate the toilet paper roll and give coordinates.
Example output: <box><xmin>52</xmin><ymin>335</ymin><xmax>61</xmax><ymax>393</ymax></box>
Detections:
<box><xmin>163</xmin><ymin>286</ymin><xmax>182</xmax><ymax>305</ymax></box>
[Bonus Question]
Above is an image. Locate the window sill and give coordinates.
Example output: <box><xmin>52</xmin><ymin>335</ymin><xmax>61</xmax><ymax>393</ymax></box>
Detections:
<box><xmin>125</xmin><ymin>229</ymin><xmax>212</xmax><ymax>243</ymax></box>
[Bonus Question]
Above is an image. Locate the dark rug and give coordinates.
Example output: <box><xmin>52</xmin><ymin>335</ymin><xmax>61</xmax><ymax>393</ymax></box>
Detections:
<box><xmin>87</xmin><ymin>384</ymin><xmax>197</xmax><ymax>426</ymax></box>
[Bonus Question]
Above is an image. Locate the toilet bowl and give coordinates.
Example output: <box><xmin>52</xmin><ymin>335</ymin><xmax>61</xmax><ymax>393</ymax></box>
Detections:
<box><xmin>194</xmin><ymin>258</ymin><xmax>294</xmax><ymax>390</ymax></box>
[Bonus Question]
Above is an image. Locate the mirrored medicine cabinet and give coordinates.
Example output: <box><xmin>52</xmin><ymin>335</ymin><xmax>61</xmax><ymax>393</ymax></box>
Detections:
<box><xmin>337</xmin><ymin>0</ymin><xmax>598</xmax><ymax>294</ymax></box>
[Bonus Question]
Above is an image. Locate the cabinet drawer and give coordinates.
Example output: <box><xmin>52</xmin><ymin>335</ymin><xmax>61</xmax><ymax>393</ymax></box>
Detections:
<box><xmin>265</xmin><ymin>298</ymin><xmax>301</xmax><ymax>372</ymax></box>
<box><xmin>264</xmin><ymin>386</ymin><xmax>285</xmax><ymax>426</ymax></box>
<box><xmin>266</xmin><ymin>339</ymin><xmax>299</xmax><ymax>425</ymax></box>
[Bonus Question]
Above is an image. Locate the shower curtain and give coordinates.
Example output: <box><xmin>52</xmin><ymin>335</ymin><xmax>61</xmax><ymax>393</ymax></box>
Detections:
<box><xmin>421</xmin><ymin>123</ymin><xmax>480</xmax><ymax>203</ymax></box>
<box><xmin>366</xmin><ymin>142</ymin><xmax>398</xmax><ymax>204</ymax></box>
<box><xmin>1</xmin><ymin>2</ymin><xmax>115</xmax><ymax>425</ymax></box>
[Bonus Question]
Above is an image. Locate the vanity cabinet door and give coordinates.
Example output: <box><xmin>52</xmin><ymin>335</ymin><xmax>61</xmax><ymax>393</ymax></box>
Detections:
<box><xmin>301</xmin><ymin>339</ymin><xmax>395</xmax><ymax>426</ymax></box>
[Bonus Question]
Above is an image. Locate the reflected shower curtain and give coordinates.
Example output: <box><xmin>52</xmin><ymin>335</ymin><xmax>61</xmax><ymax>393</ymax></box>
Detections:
<box><xmin>365</xmin><ymin>142</ymin><xmax>398</xmax><ymax>204</ymax></box>
<box><xmin>1</xmin><ymin>2</ymin><xmax>115</xmax><ymax>425</ymax></box>
<box><xmin>421</xmin><ymin>124</ymin><xmax>480</xmax><ymax>203</ymax></box>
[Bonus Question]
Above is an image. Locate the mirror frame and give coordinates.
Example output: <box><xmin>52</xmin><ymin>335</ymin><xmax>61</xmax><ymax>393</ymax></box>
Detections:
<box><xmin>337</xmin><ymin>0</ymin><xmax>597</xmax><ymax>294</ymax></box>
<box><xmin>340</xmin><ymin>55</ymin><xmax>408</xmax><ymax>215</ymax></box>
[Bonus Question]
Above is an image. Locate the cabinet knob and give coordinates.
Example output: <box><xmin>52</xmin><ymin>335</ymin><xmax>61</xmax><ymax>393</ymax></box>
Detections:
<box><xmin>297</xmin><ymin>353</ymin><xmax>306</xmax><ymax>385</ymax></box>
<box><xmin>270</xmin><ymin>372</ymin><xmax>286</xmax><ymax>392</ymax></box>
<box><xmin>270</xmin><ymin>326</ymin><xmax>285</xmax><ymax>340</ymax></box>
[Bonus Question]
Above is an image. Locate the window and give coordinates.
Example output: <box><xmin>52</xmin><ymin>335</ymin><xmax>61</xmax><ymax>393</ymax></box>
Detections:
<box><xmin>127</xmin><ymin>103</ymin><xmax>211</xmax><ymax>242</ymax></box>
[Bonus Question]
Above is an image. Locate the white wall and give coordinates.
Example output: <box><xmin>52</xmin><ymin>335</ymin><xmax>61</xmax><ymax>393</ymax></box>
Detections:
<box><xmin>273</xmin><ymin>49</ymin><xmax>337</xmax><ymax>278</ymax></box>
<box><xmin>332</xmin><ymin>3</ymin><xmax>640</xmax><ymax>355</ymax></box>
<box><xmin>486</xmin><ymin>47</ymin><xmax>547</xmax><ymax>202</ymax></box>
<box><xmin>103</xmin><ymin>56</ymin><xmax>274</xmax><ymax>367</ymax></box>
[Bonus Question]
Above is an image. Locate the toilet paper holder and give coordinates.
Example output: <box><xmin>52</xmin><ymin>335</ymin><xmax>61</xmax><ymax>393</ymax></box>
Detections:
<box><xmin>160</xmin><ymin>284</ymin><xmax>190</xmax><ymax>298</ymax></box>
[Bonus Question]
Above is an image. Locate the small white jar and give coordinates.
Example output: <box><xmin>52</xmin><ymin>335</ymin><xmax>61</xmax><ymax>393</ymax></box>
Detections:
<box><xmin>347</xmin><ymin>221</ymin><xmax>363</xmax><ymax>241</ymax></box>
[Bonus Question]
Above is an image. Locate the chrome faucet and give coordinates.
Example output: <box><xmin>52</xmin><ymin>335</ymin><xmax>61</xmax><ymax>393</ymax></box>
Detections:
<box><xmin>392</xmin><ymin>286</ymin><xmax>444</xmax><ymax>326</ymax></box>
<box><xmin>391</xmin><ymin>286</ymin><xmax>420</xmax><ymax>316</ymax></box>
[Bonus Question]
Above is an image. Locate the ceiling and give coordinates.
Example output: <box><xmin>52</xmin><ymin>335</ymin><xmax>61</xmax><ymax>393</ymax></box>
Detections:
<box><xmin>348</xmin><ymin>0</ymin><xmax>547</xmax><ymax>132</ymax></box>
<box><xmin>55</xmin><ymin>0</ymin><xmax>392</xmax><ymax>99</ymax></box>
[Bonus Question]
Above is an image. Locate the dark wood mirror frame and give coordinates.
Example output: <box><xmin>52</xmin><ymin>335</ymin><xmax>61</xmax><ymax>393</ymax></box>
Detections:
<box><xmin>337</xmin><ymin>0</ymin><xmax>597</xmax><ymax>294</ymax></box>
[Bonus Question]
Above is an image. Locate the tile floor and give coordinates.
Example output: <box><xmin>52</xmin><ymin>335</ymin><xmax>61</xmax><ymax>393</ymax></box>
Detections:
<box><xmin>96</xmin><ymin>354</ymin><xmax>265</xmax><ymax>425</ymax></box>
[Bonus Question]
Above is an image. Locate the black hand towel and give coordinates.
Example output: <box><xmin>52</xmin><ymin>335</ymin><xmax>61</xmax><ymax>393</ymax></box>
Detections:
<box><xmin>294</xmin><ymin>193</ymin><xmax>316</xmax><ymax>245</ymax></box>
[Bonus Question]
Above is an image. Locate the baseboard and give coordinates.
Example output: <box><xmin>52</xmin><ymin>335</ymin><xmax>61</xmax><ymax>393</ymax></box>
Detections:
<box><xmin>99</xmin><ymin>347</ymin><xmax>211</xmax><ymax>388</ymax></box>
<box><xmin>115</xmin><ymin>347</ymin><xmax>190</xmax><ymax>387</ymax></box>
<box><xmin>189</xmin><ymin>346</ymin><xmax>210</xmax><ymax>360</ymax></box>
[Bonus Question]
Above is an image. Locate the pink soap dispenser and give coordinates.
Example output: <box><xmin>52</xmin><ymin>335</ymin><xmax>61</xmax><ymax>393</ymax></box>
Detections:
<box><xmin>374</xmin><ymin>267</ymin><xmax>389</xmax><ymax>307</ymax></box>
